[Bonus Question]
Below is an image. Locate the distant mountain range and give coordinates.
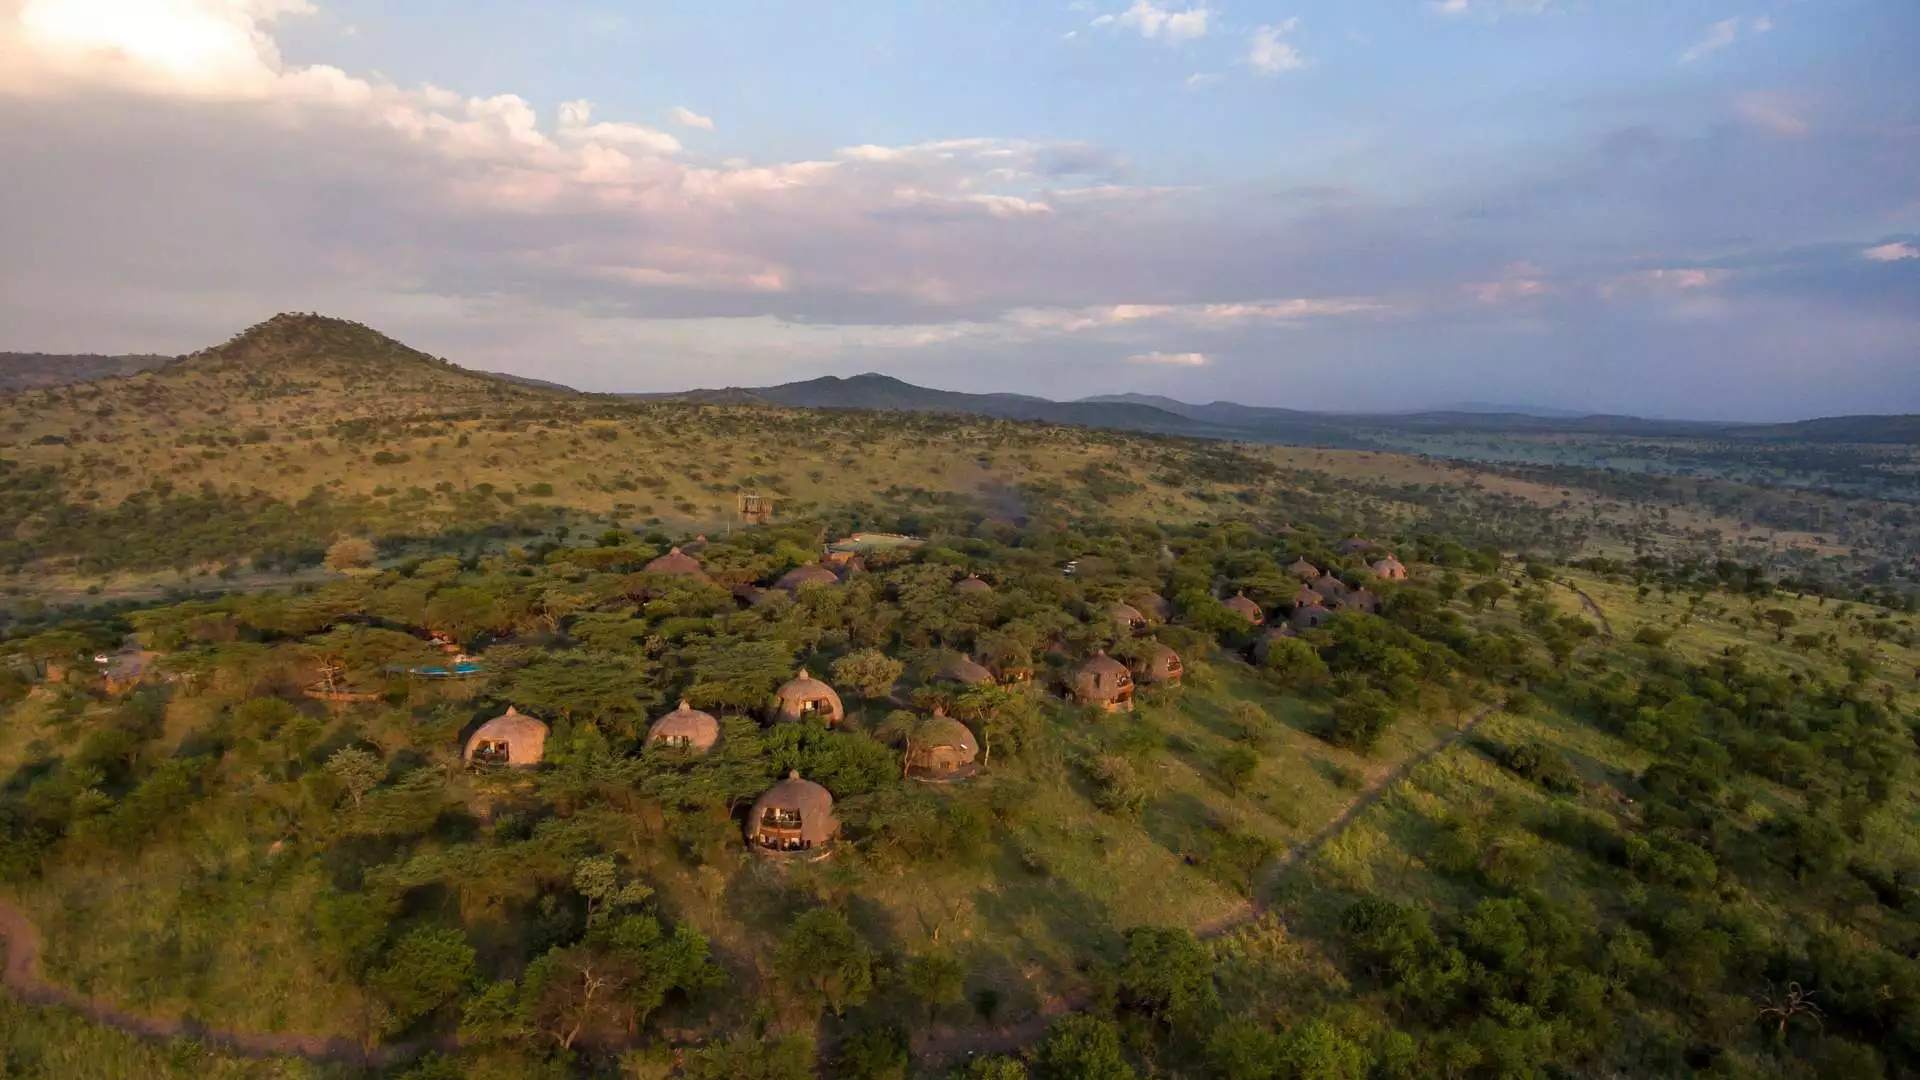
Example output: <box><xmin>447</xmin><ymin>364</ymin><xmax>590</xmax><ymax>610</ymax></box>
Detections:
<box><xmin>639</xmin><ymin>372</ymin><xmax>1918</xmax><ymax>444</ymax></box>
<box><xmin>0</xmin><ymin>352</ymin><xmax>171</xmax><ymax>391</ymax></box>
<box><xmin>6</xmin><ymin>337</ymin><xmax>1915</xmax><ymax>446</ymax></box>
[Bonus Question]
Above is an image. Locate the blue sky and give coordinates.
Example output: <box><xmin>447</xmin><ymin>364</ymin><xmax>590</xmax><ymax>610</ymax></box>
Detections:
<box><xmin>0</xmin><ymin>0</ymin><xmax>1915</xmax><ymax>419</ymax></box>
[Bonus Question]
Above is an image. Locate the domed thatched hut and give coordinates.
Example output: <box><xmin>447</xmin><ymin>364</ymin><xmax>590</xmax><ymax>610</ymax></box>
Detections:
<box><xmin>771</xmin><ymin>669</ymin><xmax>846</xmax><ymax>725</ymax></box>
<box><xmin>1225</xmin><ymin>592</ymin><xmax>1266</xmax><ymax>626</ymax></box>
<box><xmin>1136</xmin><ymin>594</ymin><xmax>1172</xmax><ymax>624</ymax></box>
<box><xmin>775</xmin><ymin>564</ymin><xmax>841</xmax><ymax>594</ymax></box>
<box><xmin>1341</xmin><ymin>588</ymin><xmax>1382</xmax><ymax>615</ymax></box>
<box><xmin>1110</xmin><ymin>601</ymin><xmax>1148</xmax><ymax>632</ymax></box>
<box><xmin>464</xmin><ymin>706</ymin><xmax>549</xmax><ymax>767</ymax></box>
<box><xmin>954</xmin><ymin>574</ymin><xmax>993</xmax><ymax>596</ymax></box>
<box><xmin>1291</xmin><ymin>602</ymin><xmax>1333</xmax><ymax>631</ymax></box>
<box><xmin>1370</xmin><ymin>556</ymin><xmax>1408</xmax><ymax>581</ymax></box>
<box><xmin>1288</xmin><ymin>558</ymin><xmax>1320</xmax><ymax>580</ymax></box>
<box><xmin>647</xmin><ymin>700</ymin><xmax>720</xmax><ymax>753</ymax></box>
<box><xmin>905</xmin><ymin>712</ymin><xmax>980</xmax><ymax>781</ymax></box>
<box><xmin>747</xmin><ymin>771</ymin><xmax>838</xmax><ymax>854</ymax></box>
<box><xmin>645</xmin><ymin>547</ymin><xmax>709</xmax><ymax>580</ymax></box>
<box><xmin>1072</xmin><ymin>650</ymin><xmax>1135</xmax><ymax>712</ymax></box>
<box><xmin>936</xmin><ymin>653</ymin><xmax>996</xmax><ymax>688</ymax></box>
<box><xmin>1292</xmin><ymin>583</ymin><xmax>1321</xmax><ymax>609</ymax></box>
<box><xmin>1132</xmin><ymin>641</ymin><xmax>1184</xmax><ymax>685</ymax></box>
<box><xmin>1309</xmin><ymin>575</ymin><xmax>1351</xmax><ymax>603</ymax></box>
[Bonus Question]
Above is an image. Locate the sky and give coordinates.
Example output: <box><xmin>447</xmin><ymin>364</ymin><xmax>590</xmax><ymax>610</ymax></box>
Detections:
<box><xmin>0</xmin><ymin>1</ymin><xmax>1916</xmax><ymax>420</ymax></box>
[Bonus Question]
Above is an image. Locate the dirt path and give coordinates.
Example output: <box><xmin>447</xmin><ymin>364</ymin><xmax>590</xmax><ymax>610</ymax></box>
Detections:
<box><xmin>1568</xmin><ymin>583</ymin><xmax>1616</xmax><ymax>639</ymax></box>
<box><xmin>912</xmin><ymin>707</ymin><xmax>1495</xmax><ymax>1071</ymax></box>
<box><xmin>0</xmin><ymin>898</ymin><xmax>430</xmax><ymax>1067</ymax></box>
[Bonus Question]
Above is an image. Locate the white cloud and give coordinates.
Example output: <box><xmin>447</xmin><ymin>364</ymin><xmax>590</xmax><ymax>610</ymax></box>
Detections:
<box><xmin>1098</xmin><ymin>1</ymin><xmax>1209</xmax><ymax>42</ymax></box>
<box><xmin>1185</xmin><ymin>72</ymin><xmax>1222</xmax><ymax>89</ymax></box>
<box><xmin>1864</xmin><ymin>242</ymin><xmax>1918</xmax><ymax>263</ymax></box>
<box><xmin>1248</xmin><ymin>20</ymin><xmax>1304</xmax><ymax>75</ymax></box>
<box><xmin>1126</xmin><ymin>351</ymin><xmax>1208</xmax><ymax>365</ymax></box>
<box><xmin>11</xmin><ymin>0</ymin><xmax>312</xmax><ymax>94</ymax></box>
<box><xmin>1732</xmin><ymin>92</ymin><xmax>1809</xmax><ymax>137</ymax></box>
<box><xmin>1681</xmin><ymin>15</ymin><xmax>1771</xmax><ymax>63</ymax></box>
<box><xmin>1600</xmin><ymin>268</ymin><xmax>1728</xmax><ymax>299</ymax></box>
<box><xmin>557</xmin><ymin>99</ymin><xmax>681</xmax><ymax>153</ymax></box>
<box><xmin>667</xmin><ymin>105</ymin><xmax>713</xmax><ymax>131</ymax></box>
<box><xmin>1011</xmin><ymin>297</ymin><xmax>1384</xmax><ymax>332</ymax></box>
<box><xmin>1431</xmin><ymin>0</ymin><xmax>1470</xmax><ymax>15</ymax></box>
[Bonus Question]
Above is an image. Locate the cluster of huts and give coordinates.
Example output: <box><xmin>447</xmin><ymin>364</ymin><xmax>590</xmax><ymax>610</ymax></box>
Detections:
<box><xmin>455</xmin><ymin>537</ymin><xmax>1411</xmax><ymax>859</ymax></box>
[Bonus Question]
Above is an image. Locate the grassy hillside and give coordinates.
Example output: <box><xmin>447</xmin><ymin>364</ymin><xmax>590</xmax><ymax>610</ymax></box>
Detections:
<box><xmin>0</xmin><ymin>509</ymin><xmax>1914</xmax><ymax>1079</ymax></box>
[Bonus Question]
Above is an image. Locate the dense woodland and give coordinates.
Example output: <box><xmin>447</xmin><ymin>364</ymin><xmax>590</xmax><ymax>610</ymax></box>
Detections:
<box><xmin>0</xmin><ymin>315</ymin><xmax>1916</xmax><ymax>1079</ymax></box>
<box><xmin>0</xmin><ymin>502</ymin><xmax>1917</xmax><ymax>1080</ymax></box>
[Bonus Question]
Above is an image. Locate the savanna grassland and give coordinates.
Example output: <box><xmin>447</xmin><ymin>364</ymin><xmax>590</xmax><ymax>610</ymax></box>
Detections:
<box><xmin>0</xmin><ymin>314</ymin><xmax>1917</xmax><ymax>1080</ymax></box>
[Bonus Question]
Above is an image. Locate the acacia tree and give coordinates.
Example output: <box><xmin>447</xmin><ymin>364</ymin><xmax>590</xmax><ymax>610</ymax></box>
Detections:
<box><xmin>773</xmin><ymin>908</ymin><xmax>873</xmax><ymax>1016</ymax></box>
<box><xmin>903</xmin><ymin>949</ymin><xmax>966</xmax><ymax>1023</ymax></box>
<box><xmin>324</xmin><ymin>537</ymin><xmax>377</xmax><ymax>574</ymax></box>
<box><xmin>830</xmin><ymin>648</ymin><xmax>904</xmax><ymax>700</ymax></box>
<box><xmin>326</xmin><ymin>746</ymin><xmax>384</xmax><ymax>808</ymax></box>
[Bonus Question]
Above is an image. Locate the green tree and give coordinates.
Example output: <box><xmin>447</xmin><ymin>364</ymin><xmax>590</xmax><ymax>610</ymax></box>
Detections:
<box><xmin>1035</xmin><ymin>1015</ymin><xmax>1135</xmax><ymax>1080</ymax></box>
<box><xmin>1260</xmin><ymin>637</ymin><xmax>1329</xmax><ymax>690</ymax></box>
<box><xmin>369</xmin><ymin>925</ymin><xmax>476</xmax><ymax>1033</ymax></box>
<box><xmin>774</xmin><ymin>908</ymin><xmax>874</xmax><ymax>1016</ymax></box>
<box><xmin>831</xmin><ymin>648</ymin><xmax>905</xmax><ymax>700</ymax></box>
<box><xmin>1284</xmin><ymin>1020</ymin><xmax>1371</xmax><ymax>1080</ymax></box>
<box><xmin>1325</xmin><ymin>689</ymin><xmax>1397</xmax><ymax>754</ymax></box>
<box><xmin>326</xmin><ymin>746</ymin><xmax>384</xmax><ymax>808</ymax></box>
<box><xmin>904</xmin><ymin>949</ymin><xmax>967</xmax><ymax>1023</ymax></box>
<box><xmin>1118</xmin><ymin>925</ymin><xmax>1217</xmax><ymax>1030</ymax></box>
<box><xmin>572</xmin><ymin>855</ymin><xmax>654</xmax><ymax>927</ymax></box>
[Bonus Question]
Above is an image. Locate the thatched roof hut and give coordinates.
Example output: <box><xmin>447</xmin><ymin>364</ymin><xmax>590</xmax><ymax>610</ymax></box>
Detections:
<box><xmin>906</xmin><ymin>712</ymin><xmax>980</xmax><ymax>780</ymax></box>
<box><xmin>1072</xmin><ymin>650</ymin><xmax>1135</xmax><ymax>712</ymax></box>
<box><xmin>775</xmin><ymin>564</ymin><xmax>841</xmax><ymax>593</ymax></box>
<box><xmin>747</xmin><ymin>771</ymin><xmax>838</xmax><ymax>853</ymax></box>
<box><xmin>1370</xmin><ymin>556</ymin><xmax>1409</xmax><ymax>581</ymax></box>
<box><xmin>937</xmin><ymin>653</ymin><xmax>996</xmax><ymax>688</ymax></box>
<box><xmin>464</xmin><ymin>706</ymin><xmax>549</xmax><ymax>767</ymax></box>
<box><xmin>1309</xmin><ymin>575</ymin><xmax>1351</xmax><ymax>602</ymax></box>
<box><xmin>1341</xmin><ymin>588</ymin><xmax>1382</xmax><ymax>615</ymax></box>
<box><xmin>771</xmin><ymin>669</ymin><xmax>845</xmax><ymax>725</ymax></box>
<box><xmin>954</xmin><ymin>574</ymin><xmax>994</xmax><ymax>596</ymax></box>
<box><xmin>1224</xmin><ymin>591</ymin><xmax>1266</xmax><ymax>626</ymax></box>
<box><xmin>1290</xmin><ymin>603</ymin><xmax>1334</xmax><ymax>631</ymax></box>
<box><xmin>645</xmin><ymin>547</ymin><xmax>709</xmax><ymax>579</ymax></box>
<box><xmin>647</xmin><ymin>700</ymin><xmax>720</xmax><ymax>753</ymax></box>
<box><xmin>1136</xmin><ymin>593</ymin><xmax>1172</xmax><ymax>623</ymax></box>
<box><xmin>1288</xmin><ymin>558</ymin><xmax>1320</xmax><ymax>580</ymax></box>
<box><xmin>1292</xmin><ymin>584</ymin><xmax>1321</xmax><ymax>609</ymax></box>
<box><xmin>1132</xmin><ymin>641</ymin><xmax>1184</xmax><ymax>685</ymax></box>
<box><xmin>1110</xmin><ymin>601</ymin><xmax>1147</xmax><ymax>631</ymax></box>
